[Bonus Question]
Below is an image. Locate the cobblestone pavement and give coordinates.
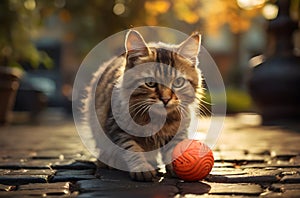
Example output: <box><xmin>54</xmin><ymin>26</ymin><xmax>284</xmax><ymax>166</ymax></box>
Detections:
<box><xmin>1</xmin><ymin>112</ymin><xmax>300</xmax><ymax>197</ymax></box>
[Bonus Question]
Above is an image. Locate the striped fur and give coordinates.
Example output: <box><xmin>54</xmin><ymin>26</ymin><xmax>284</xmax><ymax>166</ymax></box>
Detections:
<box><xmin>90</xmin><ymin>30</ymin><xmax>203</xmax><ymax>181</ymax></box>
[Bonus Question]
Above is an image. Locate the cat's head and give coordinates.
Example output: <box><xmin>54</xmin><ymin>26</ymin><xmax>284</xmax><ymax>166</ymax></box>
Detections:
<box><xmin>121</xmin><ymin>30</ymin><xmax>202</xmax><ymax>122</ymax></box>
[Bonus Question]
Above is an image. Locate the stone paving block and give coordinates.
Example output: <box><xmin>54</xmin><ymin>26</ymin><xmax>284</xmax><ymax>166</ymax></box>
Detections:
<box><xmin>77</xmin><ymin>179</ymin><xmax>153</xmax><ymax>192</ymax></box>
<box><xmin>0</xmin><ymin>159</ymin><xmax>63</xmax><ymax>169</ymax></box>
<box><xmin>0</xmin><ymin>175</ymin><xmax>48</xmax><ymax>185</ymax></box>
<box><xmin>270</xmin><ymin>183</ymin><xmax>300</xmax><ymax>192</ymax></box>
<box><xmin>30</xmin><ymin>150</ymin><xmax>94</xmax><ymax>161</ymax></box>
<box><xmin>177</xmin><ymin>182</ymin><xmax>211</xmax><ymax>195</ymax></box>
<box><xmin>261</xmin><ymin>190</ymin><xmax>300</xmax><ymax>198</ymax></box>
<box><xmin>217</xmin><ymin>151</ymin><xmax>266</xmax><ymax>163</ymax></box>
<box><xmin>0</xmin><ymin>160</ymin><xmax>29</xmax><ymax>169</ymax></box>
<box><xmin>183</xmin><ymin>194</ymin><xmax>256</xmax><ymax>198</ymax></box>
<box><xmin>0</xmin><ymin>184</ymin><xmax>15</xmax><ymax>191</ymax></box>
<box><xmin>206</xmin><ymin>174</ymin><xmax>279</xmax><ymax>183</ymax></box>
<box><xmin>56</xmin><ymin>169</ymin><xmax>94</xmax><ymax>176</ymax></box>
<box><xmin>0</xmin><ymin>189</ymin><xmax>71</xmax><ymax>197</ymax></box>
<box><xmin>77</xmin><ymin>185</ymin><xmax>178</xmax><ymax>198</ymax></box>
<box><xmin>30</xmin><ymin>151</ymin><xmax>64</xmax><ymax>160</ymax></box>
<box><xmin>95</xmin><ymin>168</ymin><xmax>132</xmax><ymax>182</ymax></box>
<box><xmin>244</xmin><ymin>168</ymin><xmax>283</xmax><ymax>176</ymax></box>
<box><xmin>207</xmin><ymin>183</ymin><xmax>263</xmax><ymax>195</ymax></box>
<box><xmin>0</xmin><ymin>169</ymin><xmax>55</xmax><ymax>176</ymax></box>
<box><xmin>280</xmin><ymin>175</ymin><xmax>300</xmax><ymax>183</ymax></box>
<box><xmin>241</xmin><ymin>163</ymin><xmax>300</xmax><ymax>169</ymax></box>
<box><xmin>51</xmin><ymin>169</ymin><xmax>96</xmax><ymax>182</ymax></box>
<box><xmin>213</xmin><ymin>162</ymin><xmax>235</xmax><ymax>168</ymax></box>
<box><xmin>252</xmin><ymin>149</ymin><xmax>271</xmax><ymax>156</ymax></box>
<box><xmin>290</xmin><ymin>156</ymin><xmax>300</xmax><ymax>165</ymax></box>
<box><xmin>18</xmin><ymin>182</ymin><xmax>72</xmax><ymax>191</ymax></box>
<box><xmin>0</xmin><ymin>150</ymin><xmax>32</xmax><ymax>160</ymax></box>
<box><xmin>77</xmin><ymin>178</ymin><xmax>179</xmax><ymax>198</ymax></box>
<box><xmin>280</xmin><ymin>168</ymin><xmax>300</xmax><ymax>176</ymax></box>
<box><xmin>51</xmin><ymin>161</ymin><xmax>96</xmax><ymax>170</ymax></box>
<box><xmin>271</xmin><ymin>151</ymin><xmax>298</xmax><ymax>160</ymax></box>
<box><xmin>210</xmin><ymin>168</ymin><xmax>246</xmax><ymax>176</ymax></box>
<box><xmin>0</xmin><ymin>168</ymin><xmax>55</xmax><ymax>186</ymax></box>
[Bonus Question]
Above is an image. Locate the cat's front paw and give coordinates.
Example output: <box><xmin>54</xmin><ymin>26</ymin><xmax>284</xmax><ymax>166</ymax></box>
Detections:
<box><xmin>129</xmin><ymin>164</ymin><xmax>158</xmax><ymax>182</ymax></box>
<box><xmin>165</xmin><ymin>164</ymin><xmax>178</xmax><ymax>178</ymax></box>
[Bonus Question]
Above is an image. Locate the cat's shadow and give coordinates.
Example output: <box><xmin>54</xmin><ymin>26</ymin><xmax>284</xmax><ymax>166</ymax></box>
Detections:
<box><xmin>94</xmin><ymin>167</ymin><xmax>211</xmax><ymax>197</ymax></box>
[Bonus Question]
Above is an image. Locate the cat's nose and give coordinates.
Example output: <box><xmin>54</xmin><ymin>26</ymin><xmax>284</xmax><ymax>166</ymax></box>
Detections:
<box><xmin>161</xmin><ymin>97</ymin><xmax>171</xmax><ymax>105</ymax></box>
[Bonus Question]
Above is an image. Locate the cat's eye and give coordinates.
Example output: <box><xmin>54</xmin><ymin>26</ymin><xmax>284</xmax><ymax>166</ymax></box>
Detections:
<box><xmin>145</xmin><ymin>77</ymin><xmax>157</xmax><ymax>88</ymax></box>
<box><xmin>173</xmin><ymin>77</ymin><xmax>186</xmax><ymax>88</ymax></box>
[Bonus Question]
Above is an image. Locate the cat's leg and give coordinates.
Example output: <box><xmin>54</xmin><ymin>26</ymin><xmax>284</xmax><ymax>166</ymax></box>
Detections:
<box><xmin>161</xmin><ymin>131</ymin><xmax>187</xmax><ymax>178</ymax></box>
<box><xmin>114</xmin><ymin>134</ymin><xmax>158</xmax><ymax>181</ymax></box>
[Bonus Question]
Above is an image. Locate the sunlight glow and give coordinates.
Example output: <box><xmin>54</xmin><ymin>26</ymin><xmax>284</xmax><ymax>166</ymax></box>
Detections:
<box><xmin>237</xmin><ymin>0</ymin><xmax>265</xmax><ymax>10</ymax></box>
<box><xmin>144</xmin><ymin>0</ymin><xmax>170</xmax><ymax>15</ymax></box>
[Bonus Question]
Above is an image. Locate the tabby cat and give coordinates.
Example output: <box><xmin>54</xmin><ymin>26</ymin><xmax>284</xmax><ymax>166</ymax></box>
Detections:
<box><xmin>89</xmin><ymin>30</ymin><xmax>203</xmax><ymax>181</ymax></box>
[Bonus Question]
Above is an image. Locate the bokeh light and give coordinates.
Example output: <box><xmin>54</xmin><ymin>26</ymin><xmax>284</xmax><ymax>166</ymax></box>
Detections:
<box><xmin>262</xmin><ymin>4</ymin><xmax>279</xmax><ymax>20</ymax></box>
<box><xmin>24</xmin><ymin>0</ymin><xmax>36</xmax><ymax>10</ymax></box>
<box><xmin>113</xmin><ymin>3</ymin><xmax>126</xmax><ymax>16</ymax></box>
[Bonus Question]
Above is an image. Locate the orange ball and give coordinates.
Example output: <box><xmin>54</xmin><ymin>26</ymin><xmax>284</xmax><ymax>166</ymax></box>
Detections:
<box><xmin>172</xmin><ymin>139</ymin><xmax>214</xmax><ymax>181</ymax></box>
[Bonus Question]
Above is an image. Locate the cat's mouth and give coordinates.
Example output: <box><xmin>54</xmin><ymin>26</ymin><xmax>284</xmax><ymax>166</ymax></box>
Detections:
<box><xmin>148</xmin><ymin>102</ymin><xmax>178</xmax><ymax>116</ymax></box>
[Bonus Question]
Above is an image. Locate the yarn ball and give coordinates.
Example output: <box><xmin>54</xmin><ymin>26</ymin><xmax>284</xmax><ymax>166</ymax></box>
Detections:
<box><xmin>172</xmin><ymin>139</ymin><xmax>214</xmax><ymax>181</ymax></box>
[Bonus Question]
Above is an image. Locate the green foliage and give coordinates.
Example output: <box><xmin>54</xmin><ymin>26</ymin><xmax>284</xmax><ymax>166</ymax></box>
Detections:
<box><xmin>0</xmin><ymin>0</ymin><xmax>52</xmax><ymax>68</ymax></box>
<box><xmin>226</xmin><ymin>88</ymin><xmax>252</xmax><ymax>113</ymax></box>
<box><xmin>203</xmin><ymin>87</ymin><xmax>252</xmax><ymax>114</ymax></box>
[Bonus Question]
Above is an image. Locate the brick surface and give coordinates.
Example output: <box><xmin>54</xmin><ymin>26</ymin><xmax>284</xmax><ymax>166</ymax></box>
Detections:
<box><xmin>77</xmin><ymin>186</ymin><xmax>178</xmax><ymax>198</ymax></box>
<box><xmin>0</xmin><ymin>184</ymin><xmax>15</xmax><ymax>191</ymax></box>
<box><xmin>0</xmin><ymin>175</ymin><xmax>48</xmax><ymax>185</ymax></box>
<box><xmin>51</xmin><ymin>169</ymin><xmax>96</xmax><ymax>182</ymax></box>
<box><xmin>177</xmin><ymin>182</ymin><xmax>211</xmax><ymax>195</ymax></box>
<box><xmin>183</xmin><ymin>195</ymin><xmax>255</xmax><ymax>198</ymax></box>
<box><xmin>206</xmin><ymin>174</ymin><xmax>279</xmax><ymax>183</ymax></box>
<box><xmin>0</xmin><ymin>169</ymin><xmax>54</xmax><ymax>176</ymax></box>
<box><xmin>0</xmin><ymin>190</ymin><xmax>74</xmax><ymax>197</ymax></box>
<box><xmin>209</xmin><ymin>168</ymin><xmax>246</xmax><ymax>176</ymax></box>
<box><xmin>261</xmin><ymin>190</ymin><xmax>300</xmax><ymax>198</ymax></box>
<box><xmin>216</xmin><ymin>150</ymin><xmax>266</xmax><ymax>163</ymax></box>
<box><xmin>18</xmin><ymin>182</ymin><xmax>72</xmax><ymax>190</ymax></box>
<box><xmin>270</xmin><ymin>183</ymin><xmax>300</xmax><ymax>192</ymax></box>
<box><xmin>51</xmin><ymin>161</ymin><xmax>96</xmax><ymax>170</ymax></box>
<box><xmin>1</xmin><ymin>114</ymin><xmax>300</xmax><ymax>197</ymax></box>
<box><xmin>280</xmin><ymin>175</ymin><xmax>300</xmax><ymax>183</ymax></box>
<box><xmin>207</xmin><ymin>183</ymin><xmax>263</xmax><ymax>195</ymax></box>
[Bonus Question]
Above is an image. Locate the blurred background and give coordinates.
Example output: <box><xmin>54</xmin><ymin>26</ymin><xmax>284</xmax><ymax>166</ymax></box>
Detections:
<box><xmin>0</xmin><ymin>0</ymin><xmax>299</xmax><ymax>125</ymax></box>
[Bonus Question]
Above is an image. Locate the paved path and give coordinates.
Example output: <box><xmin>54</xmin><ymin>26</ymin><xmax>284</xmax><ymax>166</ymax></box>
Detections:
<box><xmin>1</xmin><ymin>112</ymin><xmax>300</xmax><ymax>197</ymax></box>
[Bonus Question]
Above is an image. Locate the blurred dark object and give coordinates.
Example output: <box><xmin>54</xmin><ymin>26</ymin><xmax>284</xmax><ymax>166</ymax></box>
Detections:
<box><xmin>248</xmin><ymin>0</ymin><xmax>300</xmax><ymax>125</ymax></box>
<box><xmin>12</xmin><ymin>39</ymin><xmax>64</xmax><ymax>123</ymax></box>
<box><xmin>0</xmin><ymin>67</ymin><xmax>23</xmax><ymax>125</ymax></box>
<box><xmin>13</xmin><ymin>73</ymin><xmax>48</xmax><ymax>124</ymax></box>
<box><xmin>20</xmin><ymin>39</ymin><xmax>64</xmax><ymax>107</ymax></box>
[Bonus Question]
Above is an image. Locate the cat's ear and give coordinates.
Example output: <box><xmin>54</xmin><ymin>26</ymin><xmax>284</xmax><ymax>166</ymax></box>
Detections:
<box><xmin>177</xmin><ymin>33</ymin><xmax>201</xmax><ymax>63</ymax></box>
<box><xmin>125</xmin><ymin>30</ymin><xmax>150</xmax><ymax>59</ymax></box>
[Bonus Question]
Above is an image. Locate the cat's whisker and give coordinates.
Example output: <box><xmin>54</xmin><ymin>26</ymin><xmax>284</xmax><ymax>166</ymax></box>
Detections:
<box><xmin>129</xmin><ymin>101</ymin><xmax>150</xmax><ymax>110</ymax></box>
<box><xmin>130</xmin><ymin>102</ymin><xmax>149</xmax><ymax>115</ymax></box>
<box><xmin>199</xmin><ymin>98</ymin><xmax>211</xmax><ymax>105</ymax></box>
<box><xmin>175</xmin><ymin>107</ymin><xmax>183</xmax><ymax>118</ymax></box>
<box><xmin>178</xmin><ymin>104</ymin><xmax>189</xmax><ymax>118</ymax></box>
<box><xmin>140</xmin><ymin>105</ymin><xmax>151</xmax><ymax>118</ymax></box>
<box><xmin>199</xmin><ymin>102</ymin><xmax>212</xmax><ymax>116</ymax></box>
<box><xmin>131</xmin><ymin>103</ymin><xmax>152</xmax><ymax>121</ymax></box>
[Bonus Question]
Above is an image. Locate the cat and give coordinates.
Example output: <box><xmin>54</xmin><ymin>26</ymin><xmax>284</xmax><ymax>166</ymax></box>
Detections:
<box><xmin>88</xmin><ymin>30</ymin><xmax>203</xmax><ymax>181</ymax></box>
